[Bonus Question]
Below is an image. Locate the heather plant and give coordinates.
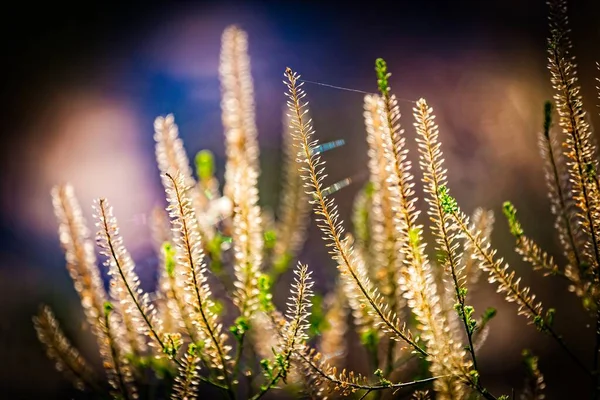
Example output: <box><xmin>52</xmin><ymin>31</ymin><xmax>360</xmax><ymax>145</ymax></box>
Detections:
<box><xmin>34</xmin><ymin>1</ymin><xmax>599</xmax><ymax>399</ymax></box>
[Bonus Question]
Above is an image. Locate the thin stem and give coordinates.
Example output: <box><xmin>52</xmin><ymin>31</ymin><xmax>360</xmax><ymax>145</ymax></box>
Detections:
<box><xmin>251</xmin><ymin>370</ymin><xmax>282</xmax><ymax>400</ymax></box>
<box><xmin>167</xmin><ymin>274</ymin><xmax>199</xmax><ymax>343</ymax></box>
<box><xmin>297</xmin><ymin>350</ymin><xmax>442</xmax><ymax>391</ymax></box>
<box><xmin>453</xmin><ymin>209</ymin><xmax>592</xmax><ymax>378</ymax></box>
<box><xmin>166</xmin><ymin>173</ymin><xmax>236</xmax><ymax>400</ymax></box>
<box><xmin>544</xmin><ymin>129</ymin><xmax>582</xmax><ymax>269</ymax></box>
<box><xmin>232</xmin><ymin>333</ymin><xmax>245</xmax><ymax>384</ymax></box>
<box><xmin>369</xmin><ymin>344</ymin><xmax>379</xmax><ymax>372</ymax></box>
<box><xmin>286</xmin><ymin>70</ymin><xmax>428</xmax><ymax>358</ymax></box>
<box><xmin>546</xmin><ymin>326</ymin><xmax>592</xmax><ymax>378</ymax></box>
<box><xmin>552</xmin><ymin>46</ymin><xmax>600</xmax><ymax>271</ymax></box>
<box><xmin>248</xmin><ymin>322</ymin><xmax>299</xmax><ymax>399</ymax></box>
<box><xmin>104</xmin><ymin>311</ymin><xmax>130</xmax><ymax>400</ymax></box>
<box><xmin>101</xmin><ymin>201</ymin><xmax>227</xmax><ymax>391</ymax></box>
<box><xmin>384</xmin><ymin>339</ymin><xmax>395</xmax><ymax>377</ymax></box>
<box><xmin>442</xmin><ymin>233</ymin><xmax>478</xmax><ymax>370</ymax></box>
<box><xmin>167</xmin><ymin>274</ymin><xmax>225</xmax><ymax>387</ymax></box>
<box><xmin>98</xmin><ymin>200</ymin><xmax>174</xmax><ymax>364</ymax></box>
<box><xmin>251</xmin><ymin>264</ymin><xmax>310</xmax><ymax>400</ymax></box>
<box><xmin>420</xmin><ymin>129</ymin><xmax>480</xmax><ymax>373</ymax></box>
<box><xmin>179</xmin><ymin>361</ymin><xmax>195</xmax><ymax>399</ymax></box>
<box><xmin>473</xmin><ymin>382</ymin><xmax>499</xmax><ymax>400</ymax></box>
<box><xmin>199</xmin><ymin>375</ymin><xmax>227</xmax><ymax>390</ymax></box>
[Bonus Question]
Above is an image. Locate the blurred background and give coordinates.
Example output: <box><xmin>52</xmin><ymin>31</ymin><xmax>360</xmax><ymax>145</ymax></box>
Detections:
<box><xmin>1</xmin><ymin>0</ymin><xmax>599</xmax><ymax>398</ymax></box>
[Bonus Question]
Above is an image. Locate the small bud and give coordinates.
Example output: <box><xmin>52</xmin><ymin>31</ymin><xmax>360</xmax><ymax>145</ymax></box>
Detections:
<box><xmin>103</xmin><ymin>301</ymin><xmax>114</xmax><ymax>315</ymax></box>
<box><xmin>195</xmin><ymin>150</ymin><xmax>215</xmax><ymax>181</ymax></box>
<box><xmin>502</xmin><ymin>201</ymin><xmax>524</xmax><ymax>239</ymax></box>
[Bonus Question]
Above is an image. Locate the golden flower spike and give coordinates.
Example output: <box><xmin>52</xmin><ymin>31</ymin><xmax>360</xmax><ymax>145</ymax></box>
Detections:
<box><xmin>220</xmin><ymin>25</ymin><xmax>260</xmax><ymax>200</ymax></box>
<box><xmin>51</xmin><ymin>185</ymin><xmax>134</xmax><ymax>399</ymax></box>
<box><xmin>284</xmin><ymin>66</ymin><xmax>424</xmax><ymax>356</ymax></box>
<box><xmin>94</xmin><ymin>198</ymin><xmax>178</xmax><ymax>366</ymax></box>
<box><xmin>272</xmin><ymin>111</ymin><xmax>310</xmax><ymax>279</ymax></box>
<box><xmin>172</xmin><ymin>344</ymin><xmax>202</xmax><ymax>400</ymax></box>
<box><xmin>547</xmin><ymin>0</ymin><xmax>600</xmax><ymax>273</ymax></box>
<box><xmin>33</xmin><ymin>305</ymin><xmax>97</xmax><ymax>392</ymax></box>
<box><xmin>163</xmin><ymin>172</ymin><xmax>234</xmax><ymax>396</ymax></box>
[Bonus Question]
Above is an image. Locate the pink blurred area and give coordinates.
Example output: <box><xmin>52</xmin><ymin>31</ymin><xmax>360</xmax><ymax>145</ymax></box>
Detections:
<box><xmin>20</xmin><ymin>94</ymin><xmax>153</xmax><ymax>241</ymax></box>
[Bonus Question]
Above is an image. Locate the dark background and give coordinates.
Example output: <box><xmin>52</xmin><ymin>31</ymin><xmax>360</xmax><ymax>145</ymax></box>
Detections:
<box><xmin>1</xmin><ymin>0</ymin><xmax>599</xmax><ymax>398</ymax></box>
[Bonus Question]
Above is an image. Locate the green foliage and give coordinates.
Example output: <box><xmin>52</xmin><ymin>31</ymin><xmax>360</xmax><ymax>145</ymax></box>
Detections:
<box><xmin>479</xmin><ymin>307</ymin><xmax>497</xmax><ymax>329</ymax></box>
<box><xmin>360</xmin><ymin>329</ymin><xmax>379</xmax><ymax>351</ymax></box>
<box><xmin>353</xmin><ymin>183</ymin><xmax>373</xmax><ymax>246</ymax></box>
<box><xmin>545</xmin><ymin>308</ymin><xmax>555</xmax><ymax>328</ymax></box>
<box><xmin>374</xmin><ymin>368</ymin><xmax>392</xmax><ymax>386</ymax></box>
<box><xmin>163</xmin><ymin>241</ymin><xmax>176</xmax><ymax>278</ymax></box>
<box><xmin>272</xmin><ymin>252</ymin><xmax>293</xmax><ymax>275</ymax></box>
<box><xmin>210</xmin><ymin>299</ymin><xmax>225</xmax><ymax>316</ymax></box>
<box><xmin>308</xmin><ymin>294</ymin><xmax>326</xmax><ymax>337</ymax></box>
<box><xmin>502</xmin><ymin>201</ymin><xmax>523</xmax><ymax>239</ymax></box>
<box><xmin>438</xmin><ymin>185</ymin><xmax>458</xmax><ymax>214</ymax></box>
<box><xmin>468</xmin><ymin>370</ymin><xmax>479</xmax><ymax>386</ymax></box>
<box><xmin>408</xmin><ymin>227</ymin><xmax>422</xmax><ymax>249</ymax></box>
<box><xmin>163</xmin><ymin>333</ymin><xmax>183</xmax><ymax>358</ymax></box>
<box><xmin>375</xmin><ymin>58</ymin><xmax>391</xmax><ymax>96</ymax></box>
<box><xmin>522</xmin><ymin>349</ymin><xmax>537</xmax><ymax>371</ymax></box>
<box><xmin>257</xmin><ymin>273</ymin><xmax>274</xmax><ymax>313</ymax></box>
<box><xmin>260</xmin><ymin>358</ymin><xmax>275</xmax><ymax>383</ymax></box>
<box><xmin>264</xmin><ymin>229</ymin><xmax>277</xmax><ymax>250</ymax></box>
<box><xmin>229</xmin><ymin>317</ymin><xmax>250</xmax><ymax>340</ymax></box>
<box><xmin>586</xmin><ymin>162</ymin><xmax>597</xmax><ymax>182</ymax></box>
<box><xmin>275</xmin><ymin>352</ymin><xmax>290</xmax><ymax>380</ymax></box>
<box><xmin>454</xmin><ymin>301</ymin><xmax>476</xmax><ymax>334</ymax></box>
<box><xmin>207</xmin><ymin>233</ymin><xmax>226</xmax><ymax>273</ymax></box>
<box><xmin>195</xmin><ymin>149</ymin><xmax>215</xmax><ymax>182</ymax></box>
<box><xmin>35</xmin><ymin>4</ymin><xmax>600</xmax><ymax>399</ymax></box>
<box><xmin>533</xmin><ymin>308</ymin><xmax>555</xmax><ymax>332</ymax></box>
<box><xmin>103</xmin><ymin>301</ymin><xmax>114</xmax><ymax>315</ymax></box>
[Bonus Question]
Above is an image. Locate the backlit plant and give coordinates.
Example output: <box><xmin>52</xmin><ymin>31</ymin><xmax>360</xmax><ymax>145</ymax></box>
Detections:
<box><xmin>34</xmin><ymin>1</ymin><xmax>599</xmax><ymax>398</ymax></box>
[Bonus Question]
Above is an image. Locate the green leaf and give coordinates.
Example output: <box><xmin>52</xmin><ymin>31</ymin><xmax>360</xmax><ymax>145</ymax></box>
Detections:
<box><xmin>502</xmin><ymin>201</ymin><xmax>524</xmax><ymax>239</ymax></box>
<box><xmin>258</xmin><ymin>274</ymin><xmax>274</xmax><ymax>312</ymax></box>
<box><xmin>273</xmin><ymin>252</ymin><xmax>293</xmax><ymax>275</ymax></box>
<box><xmin>162</xmin><ymin>333</ymin><xmax>183</xmax><ymax>358</ymax></box>
<box><xmin>408</xmin><ymin>227</ymin><xmax>422</xmax><ymax>249</ymax></box>
<box><xmin>308</xmin><ymin>294</ymin><xmax>326</xmax><ymax>337</ymax></box>
<box><xmin>468</xmin><ymin>369</ymin><xmax>480</xmax><ymax>385</ymax></box>
<box><xmin>438</xmin><ymin>185</ymin><xmax>458</xmax><ymax>214</ymax></box>
<box><xmin>195</xmin><ymin>150</ymin><xmax>215</xmax><ymax>181</ymax></box>
<box><xmin>360</xmin><ymin>329</ymin><xmax>379</xmax><ymax>351</ymax></box>
<box><xmin>162</xmin><ymin>242</ymin><xmax>176</xmax><ymax>277</ymax></box>
<box><xmin>229</xmin><ymin>316</ymin><xmax>250</xmax><ymax>340</ymax></box>
<box><xmin>207</xmin><ymin>233</ymin><xmax>225</xmax><ymax>273</ymax></box>
<box><xmin>375</xmin><ymin>58</ymin><xmax>391</xmax><ymax>96</ymax></box>
<box><xmin>264</xmin><ymin>229</ymin><xmax>277</xmax><ymax>250</ymax></box>
<box><xmin>210</xmin><ymin>299</ymin><xmax>225</xmax><ymax>316</ymax></box>
<box><xmin>103</xmin><ymin>301</ymin><xmax>114</xmax><ymax>315</ymax></box>
<box><xmin>260</xmin><ymin>358</ymin><xmax>274</xmax><ymax>380</ymax></box>
<box><xmin>481</xmin><ymin>307</ymin><xmax>497</xmax><ymax>325</ymax></box>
